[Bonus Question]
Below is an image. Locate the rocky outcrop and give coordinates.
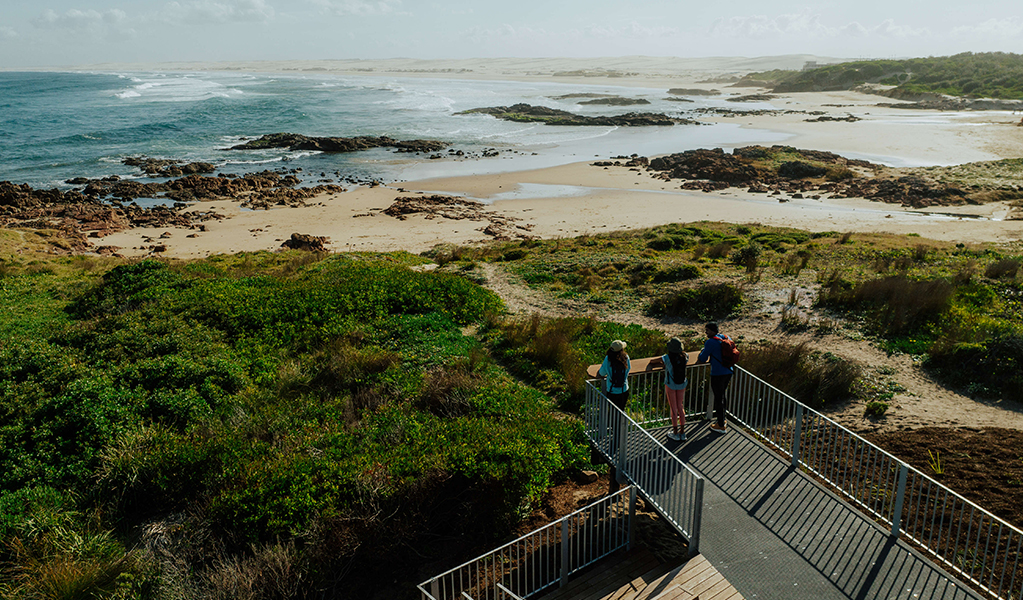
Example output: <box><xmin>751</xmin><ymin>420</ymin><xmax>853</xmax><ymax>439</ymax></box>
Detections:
<box><xmin>667</xmin><ymin>88</ymin><xmax>719</xmax><ymax>96</ymax></box>
<box><xmin>726</xmin><ymin>94</ymin><xmax>777</xmax><ymax>103</ymax></box>
<box><xmin>121</xmin><ymin>157</ymin><xmax>216</xmax><ymax>177</ymax></box>
<box><xmin>227</xmin><ymin>133</ymin><xmax>447</xmax><ymax>153</ymax></box>
<box><xmin>578</xmin><ymin>97</ymin><xmax>651</xmax><ymax>106</ymax></box>
<box><xmin>381</xmin><ymin>194</ymin><xmax>536</xmax><ymax>241</ymax></box>
<box><xmin>63</xmin><ymin>171</ymin><xmax>345</xmax><ymax>209</ymax></box>
<box><xmin>0</xmin><ymin>181</ymin><xmax>194</xmax><ymax>254</ymax></box>
<box><xmin>280</xmin><ymin>233</ymin><xmax>330</xmax><ymax>252</ymax></box>
<box><xmin>649</xmin><ymin>148</ymin><xmax>775</xmax><ymax>184</ymax></box>
<box><xmin>634</xmin><ymin>145</ymin><xmax>976</xmax><ymax>208</ymax></box>
<box><xmin>457</xmin><ymin>104</ymin><xmax>697</xmax><ymax>126</ymax></box>
<box><xmin>832</xmin><ymin>176</ymin><xmax>971</xmax><ymax>207</ymax></box>
<box><xmin>804</xmin><ymin>114</ymin><xmax>861</xmax><ymax>122</ymax></box>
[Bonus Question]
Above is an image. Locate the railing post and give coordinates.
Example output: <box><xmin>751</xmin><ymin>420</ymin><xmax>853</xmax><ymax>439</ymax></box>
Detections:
<box><xmin>431</xmin><ymin>578</ymin><xmax>439</xmax><ymax>600</ymax></box>
<box><xmin>891</xmin><ymin>464</ymin><xmax>909</xmax><ymax>537</ymax></box>
<box><xmin>791</xmin><ymin>404</ymin><xmax>803</xmax><ymax>467</ymax></box>
<box><xmin>617</xmin><ymin>410</ymin><xmax>628</xmax><ymax>484</ymax></box>
<box><xmin>689</xmin><ymin>478</ymin><xmax>704</xmax><ymax>558</ymax></box>
<box><xmin>560</xmin><ymin>520</ymin><xmax>570</xmax><ymax>587</ymax></box>
<box><xmin>628</xmin><ymin>486</ymin><xmax>637</xmax><ymax>550</ymax></box>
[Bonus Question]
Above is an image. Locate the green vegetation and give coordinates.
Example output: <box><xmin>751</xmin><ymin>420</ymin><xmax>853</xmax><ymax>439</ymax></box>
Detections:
<box><xmin>0</xmin><ymin>252</ymin><xmax>589</xmax><ymax>598</ymax></box>
<box><xmin>3</xmin><ymin>218</ymin><xmax>1022</xmax><ymax>598</ymax></box>
<box><xmin>742</xmin><ymin>52</ymin><xmax>1023</xmax><ymax>99</ymax></box>
<box><xmin>816</xmin><ymin>260</ymin><xmax>1023</xmax><ymax>402</ymax></box>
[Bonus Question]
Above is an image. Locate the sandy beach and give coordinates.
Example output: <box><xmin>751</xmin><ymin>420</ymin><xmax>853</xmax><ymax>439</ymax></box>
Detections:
<box><xmin>88</xmin><ymin>58</ymin><xmax>1023</xmax><ymax>257</ymax></box>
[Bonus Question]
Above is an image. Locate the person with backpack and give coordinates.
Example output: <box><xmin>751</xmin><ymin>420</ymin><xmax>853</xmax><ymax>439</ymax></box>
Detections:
<box><xmin>598</xmin><ymin>340</ymin><xmax>631</xmax><ymax>492</ymax></box>
<box><xmin>651</xmin><ymin>337</ymin><xmax>688</xmax><ymax>442</ymax></box>
<box><xmin>696</xmin><ymin>322</ymin><xmax>737</xmax><ymax>433</ymax></box>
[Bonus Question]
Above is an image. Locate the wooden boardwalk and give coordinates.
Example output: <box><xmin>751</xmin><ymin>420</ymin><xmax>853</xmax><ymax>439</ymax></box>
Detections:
<box><xmin>539</xmin><ymin>548</ymin><xmax>743</xmax><ymax>600</ymax></box>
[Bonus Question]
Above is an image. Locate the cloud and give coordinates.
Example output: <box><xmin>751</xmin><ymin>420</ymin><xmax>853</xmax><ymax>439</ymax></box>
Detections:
<box><xmin>159</xmin><ymin>0</ymin><xmax>276</xmax><ymax>24</ymax></box>
<box><xmin>709</xmin><ymin>11</ymin><xmax>926</xmax><ymax>41</ymax></box>
<box><xmin>30</xmin><ymin>8</ymin><xmax>136</xmax><ymax>42</ymax></box>
<box><xmin>0</xmin><ymin>26</ymin><xmax>17</xmax><ymax>40</ymax></box>
<box><xmin>951</xmin><ymin>17</ymin><xmax>1023</xmax><ymax>39</ymax></box>
<box><xmin>32</xmin><ymin>8</ymin><xmax>128</xmax><ymax>31</ymax></box>
<box><xmin>310</xmin><ymin>0</ymin><xmax>407</xmax><ymax>16</ymax></box>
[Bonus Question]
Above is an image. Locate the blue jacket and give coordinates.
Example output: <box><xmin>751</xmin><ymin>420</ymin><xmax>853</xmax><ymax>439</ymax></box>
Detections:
<box><xmin>598</xmin><ymin>355</ymin><xmax>631</xmax><ymax>394</ymax></box>
<box><xmin>698</xmin><ymin>335</ymin><xmax>734</xmax><ymax>376</ymax></box>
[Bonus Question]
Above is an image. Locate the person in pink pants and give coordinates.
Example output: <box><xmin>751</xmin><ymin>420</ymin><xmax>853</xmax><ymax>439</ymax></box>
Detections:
<box><xmin>652</xmin><ymin>337</ymin><xmax>688</xmax><ymax>442</ymax></box>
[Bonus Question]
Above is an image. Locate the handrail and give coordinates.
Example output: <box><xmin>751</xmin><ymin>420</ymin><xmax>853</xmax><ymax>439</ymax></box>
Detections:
<box><xmin>584</xmin><ymin>380</ymin><xmax>705</xmax><ymax>557</ymax></box>
<box><xmin>417</xmin><ymin>486</ymin><xmax>635</xmax><ymax>600</ymax></box>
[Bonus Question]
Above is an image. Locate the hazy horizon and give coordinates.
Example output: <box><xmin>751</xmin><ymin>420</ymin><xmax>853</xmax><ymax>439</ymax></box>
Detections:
<box><xmin>1</xmin><ymin>0</ymin><xmax>1021</xmax><ymax>69</ymax></box>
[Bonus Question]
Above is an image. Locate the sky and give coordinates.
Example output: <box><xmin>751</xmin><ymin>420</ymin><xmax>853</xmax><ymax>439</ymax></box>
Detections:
<box><xmin>1</xmin><ymin>0</ymin><xmax>1021</xmax><ymax>68</ymax></box>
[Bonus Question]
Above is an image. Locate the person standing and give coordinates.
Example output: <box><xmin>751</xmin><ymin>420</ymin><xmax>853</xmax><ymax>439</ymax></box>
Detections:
<box><xmin>598</xmin><ymin>340</ymin><xmax>631</xmax><ymax>492</ymax></box>
<box><xmin>651</xmin><ymin>337</ymin><xmax>688</xmax><ymax>441</ymax></box>
<box><xmin>696</xmin><ymin>323</ymin><xmax>733</xmax><ymax>433</ymax></box>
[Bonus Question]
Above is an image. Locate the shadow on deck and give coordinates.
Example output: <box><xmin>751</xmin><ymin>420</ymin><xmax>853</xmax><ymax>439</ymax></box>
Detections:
<box><xmin>658</xmin><ymin>422</ymin><xmax>983</xmax><ymax>600</ymax></box>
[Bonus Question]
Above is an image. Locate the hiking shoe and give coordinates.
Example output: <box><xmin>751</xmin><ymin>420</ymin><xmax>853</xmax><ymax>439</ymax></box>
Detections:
<box><xmin>667</xmin><ymin>432</ymin><xmax>681</xmax><ymax>442</ymax></box>
<box><xmin>709</xmin><ymin>423</ymin><xmax>728</xmax><ymax>433</ymax></box>
<box><xmin>678</xmin><ymin>432</ymin><xmax>687</xmax><ymax>441</ymax></box>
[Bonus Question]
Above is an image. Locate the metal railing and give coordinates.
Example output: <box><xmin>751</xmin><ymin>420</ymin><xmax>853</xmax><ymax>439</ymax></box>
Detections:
<box><xmin>617</xmin><ymin>363</ymin><xmax>712</xmax><ymax>427</ymax></box>
<box><xmin>584</xmin><ymin>381</ymin><xmax>705</xmax><ymax>557</ymax></box>
<box><xmin>711</xmin><ymin>364</ymin><xmax>1023</xmax><ymax>600</ymax></box>
<box><xmin>418</xmin><ymin>486</ymin><xmax>636</xmax><ymax>600</ymax></box>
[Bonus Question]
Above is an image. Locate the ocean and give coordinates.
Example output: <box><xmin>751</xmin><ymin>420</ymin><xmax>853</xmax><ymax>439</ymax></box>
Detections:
<box><xmin>0</xmin><ymin>70</ymin><xmax>795</xmax><ymax>192</ymax></box>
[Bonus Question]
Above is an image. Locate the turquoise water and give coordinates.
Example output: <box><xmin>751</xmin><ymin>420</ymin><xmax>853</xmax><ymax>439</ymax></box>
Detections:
<box><xmin>0</xmin><ymin>70</ymin><xmax>791</xmax><ymax>190</ymax></box>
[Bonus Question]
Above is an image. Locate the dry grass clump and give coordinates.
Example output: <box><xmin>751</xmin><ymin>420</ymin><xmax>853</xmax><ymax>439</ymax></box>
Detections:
<box><xmin>818</xmin><ymin>275</ymin><xmax>954</xmax><ymax>336</ymax></box>
<box><xmin>742</xmin><ymin>341</ymin><xmax>861</xmax><ymax>405</ymax></box>
<box><xmin>985</xmin><ymin>258</ymin><xmax>1021</xmax><ymax>279</ymax></box>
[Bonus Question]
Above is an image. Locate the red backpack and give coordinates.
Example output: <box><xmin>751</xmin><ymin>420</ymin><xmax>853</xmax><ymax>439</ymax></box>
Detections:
<box><xmin>715</xmin><ymin>334</ymin><xmax>740</xmax><ymax>368</ymax></box>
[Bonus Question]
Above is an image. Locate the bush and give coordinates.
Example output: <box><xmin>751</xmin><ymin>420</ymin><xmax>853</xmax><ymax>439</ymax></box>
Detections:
<box><xmin>817</xmin><ymin>275</ymin><xmax>954</xmax><ymax>337</ymax></box>
<box><xmin>985</xmin><ymin>258</ymin><xmax>1021</xmax><ymax>279</ymax></box>
<box><xmin>653</xmin><ymin>264</ymin><xmax>702</xmax><ymax>282</ymax></box>
<box><xmin>649</xmin><ymin>283</ymin><xmax>744</xmax><ymax>320</ymax></box>
<box><xmin>925</xmin><ymin>331</ymin><xmax>1023</xmax><ymax>402</ymax></box>
<box><xmin>741</xmin><ymin>342</ymin><xmax>862</xmax><ymax>405</ymax></box>
<box><xmin>729</xmin><ymin>243</ymin><xmax>763</xmax><ymax>271</ymax></box>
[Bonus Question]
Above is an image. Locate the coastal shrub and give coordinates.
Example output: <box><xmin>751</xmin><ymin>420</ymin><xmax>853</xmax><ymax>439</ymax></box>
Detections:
<box><xmin>925</xmin><ymin>331</ymin><xmax>1023</xmax><ymax>402</ymax></box>
<box><xmin>985</xmin><ymin>258</ymin><xmax>1021</xmax><ymax>279</ymax></box>
<box><xmin>741</xmin><ymin>342</ymin><xmax>861</xmax><ymax>405</ymax></box>
<box><xmin>483</xmin><ymin>315</ymin><xmax>665</xmax><ymax>410</ymax></box>
<box><xmin>653</xmin><ymin>264</ymin><xmax>701</xmax><ymax>283</ymax></box>
<box><xmin>2</xmin><ymin>253</ymin><xmax>575</xmax><ymax>600</ymax></box>
<box><xmin>649</xmin><ymin>283</ymin><xmax>744</xmax><ymax>320</ymax></box>
<box><xmin>816</xmin><ymin>275</ymin><xmax>953</xmax><ymax>337</ymax></box>
<box><xmin>729</xmin><ymin>243</ymin><xmax>763</xmax><ymax>271</ymax></box>
<box><xmin>706</xmin><ymin>242</ymin><xmax>733</xmax><ymax>259</ymax></box>
<box><xmin>864</xmin><ymin>401</ymin><xmax>890</xmax><ymax>418</ymax></box>
<box><xmin>825</xmin><ymin>165</ymin><xmax>856</xmax><ymax>181</ymax></box>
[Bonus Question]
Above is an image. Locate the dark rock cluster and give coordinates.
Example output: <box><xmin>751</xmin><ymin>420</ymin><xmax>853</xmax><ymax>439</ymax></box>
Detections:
<box><xmin>458</xmin><ymin>104</ymin><xmax>698</xmax><ymax>126</ymax></box>
<box><xmin>0</xmin><ymin>181</ymin><xmax>194</xmax><ymax>254</ymax></box>
<box><xmin>633</xmin><ymin>145</ymin><xmax>977</xmax><ymax>208</ymax></box>
<box><xmin>281</xmin><ymin>232</ymin><xmax>330</xmax><ymax>252</ymax></box>
<box><xmin>227</xmin><ymin>133</ymin><xmax>447</xmax><ymax>153</ymax></box>
<box><xmin>121</xmin><ymin>157</ymin><xmax>217</xmax><ymax>177</ymax></box>
<box><xmin>577</xmin><ymin>97</ymin><xmax>651</xmax><ymax>106</ymax></box>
